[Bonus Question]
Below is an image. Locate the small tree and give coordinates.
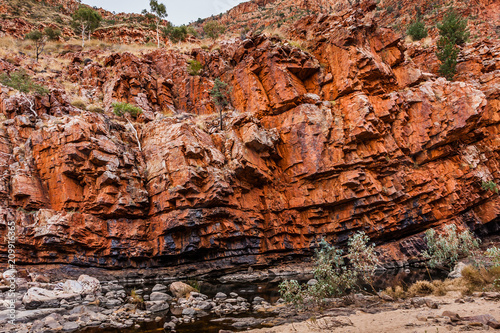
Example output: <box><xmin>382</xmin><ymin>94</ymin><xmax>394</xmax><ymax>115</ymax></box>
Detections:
<box><xmin>209</xmin><ymin>78</ymin><xmax>231</xmax><ymax>130</ymax></box>
<box><xmin>149</xmin><ymin>0</ymin><xmax>167</xmax><ymax>48</ymax></box>
<box><xmin>44</xmin><ymin>27</ymin><xmax>61</xmax><ymax>41</ymax></box>
<box><xmin>162</xmin><ymin>24</ymin><xmax>187</xmax><ymax>43</ymax></box>
<box><xmin>112</xmin><ymin>102</ymin><xmax>143</xmax><ymax>151</ymax></box>
<box><xmin>0</xmin><ymin>70</ymin><xmax>49</xmax><ymax>117</ymax></box>
<box><xmin>187</xmin><ymin>59</ymin><xmax>203</xmax><ymax>76</ymax></box>
<box><xmin>435</xmin><ymin>8</ymin><xmax>469</xmax><ymax>81</ymax></box>
<box><xmin>279</xmin><ymin>232</ymin><xmax>380</xmax><ymax>309</ymax></box>
<box><xmin>72</xmin><ymin>6</ymin><xmax>102</xmax><ymax>47</ymax></box>
<box><xmin>203</xmin><ymin>21</ymin><xmax>225</xmax><ymax>41</ymax></box>
<box><xmin>423</xmin><ymin>224</ymin><xmax>480</xmax><ymax>270</ymax></box>
<box><xmin>436</xmin><ymin>38</ymin><xmax>460</xmax><ymax>80</ymax></box>
<box><xmin>25</xmin><ymin>30</ymin><xmax>46</xmax><ymax>62</ymax></box>
<box><xmin>437</xmin><ymin>8</ymin><xmax>470</xmax><ymax>46</ymax></box>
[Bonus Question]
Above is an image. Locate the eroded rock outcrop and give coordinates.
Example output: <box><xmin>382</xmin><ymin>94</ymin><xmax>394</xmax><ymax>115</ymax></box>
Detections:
<box><xmin>0</xmin><ymin>2</ymin><xmax>499</xmax><ymax>275</ymax></box>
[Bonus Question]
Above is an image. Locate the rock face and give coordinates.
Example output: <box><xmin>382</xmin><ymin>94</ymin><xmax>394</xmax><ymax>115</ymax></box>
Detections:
<box><xmin>0</xmin><ymin>2</ymin><xmax>499</xmax><ymax>275</ymax></box>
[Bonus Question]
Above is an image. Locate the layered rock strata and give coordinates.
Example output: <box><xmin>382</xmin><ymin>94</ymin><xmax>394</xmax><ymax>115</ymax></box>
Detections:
<box><xmin>0</xmin><ymin>3</ymin><xmax>499</xmax><ymax>274</ymax></box>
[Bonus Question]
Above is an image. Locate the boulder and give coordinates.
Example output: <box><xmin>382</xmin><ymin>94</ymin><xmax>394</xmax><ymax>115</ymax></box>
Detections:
<box><xmin>22</xmin><ymin>288</ymin><xmax>79</xmax><ymax>310</ymax></box>
<box><xmin>63</xmin><ymin>280</ymin><xmax>84</xmax><ymax>294</ymax></box>
<box><xmin>169</xmin><ymin>282</ymin><xmax>196</xmax><ymax>298</ymax></box>
<box><xmin>149</xmin><ymin>292</ymin><xmax>173</xmax><ymax>302</ymax></box>
<box><xmin>448</xmin><ymin>262</ymin><xmax>468</xmax><ymax>279</ymax></box>
<box><xmin>77</xmin><ymin>275</ymin><xmax>101</xmax><ymax>295</ymax></box>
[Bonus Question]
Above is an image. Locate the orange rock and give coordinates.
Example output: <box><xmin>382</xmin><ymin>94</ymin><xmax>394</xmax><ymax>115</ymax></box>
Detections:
<box><xmin>0</xmin><ymin>0</ymin><xmax>499</xmax><ymax>275</ymax></box>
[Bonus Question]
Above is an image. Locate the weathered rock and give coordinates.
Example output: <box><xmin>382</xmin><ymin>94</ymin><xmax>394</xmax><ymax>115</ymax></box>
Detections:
<box><xmin>449</xmin><ymin>262</ymin><xmax>468</xmax><ymax>279</ymax></box>
<box><xmin>63</xmin><ymin>280</ymin><xmax>84</xmax><ymax>294</ymax></box>
<box><xmin>0</xmin><ymin>0</ymin><xmax>499</xmax><ymax>277</ymax></box>
<box><xmin>22</xmin><ymin>288</ymin><xmax>79</xmax><ymax>310</ymax></box>
<box><xmin>151</xmin><ymin>284</ymin><xmax>168</xmax><ymax>293</ymax></box>
<box><xmin>170</xmin><ymin>282</ymin><xmax>196</xmax><ymax>299</ymax></box>
<box><xmin>149</xmin><ymin>292</ymin><xmax>173</xmax><ymax>302</ymax></box>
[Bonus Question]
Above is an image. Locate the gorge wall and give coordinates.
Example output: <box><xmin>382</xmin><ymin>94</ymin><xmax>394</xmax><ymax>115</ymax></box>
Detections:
<box><xmin>0</xmin><ymin>2</ymin><xmax>500</xmax><ymax>276</ymax></box>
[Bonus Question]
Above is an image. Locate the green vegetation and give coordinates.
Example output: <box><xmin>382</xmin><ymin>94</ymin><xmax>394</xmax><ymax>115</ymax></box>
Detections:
<box><xmin>112</xmin><ymin>102</ymin><xmax>142</xmax><ymax>118</ymax></box>
<box><xmin>162</xmin><ymin>24</ymin><xmax>187</xmax><ymax>43</ymax></box>
<box><xmin>436</xmin><ymin>40</ymin><xmax>460</xmax><ymax>80</ymax></box>
<box><xmin>112</xmin><ymin>102</ymin><xmax>142</xmax><ymax>151</ymax></box>
<box><xmin>481</xmin><ymin>180</ymin><xmax>499</xmax><ymax>193</ymax></box>
<box><xmin>25</xmin><ymin>30</ymin><xmax>46</xmax><ymax>62</ymax></box>
<box><xmin>437</xmin><ymin>8</ymin><xmax>470</xmax><ymax>46</ymax></box>
<box><xmin>407</xmin><ymin>19</ymin><xmax>428</xmax><ymax>41</ymax></box>
<box><xmin>486</xmin><ymin>247</ymin><xmax>500</xmax><ymax>267</ymax></box>
<box><xmin>435</xmin><ymin>8</ymin><xmax>469</xmax><ymax>80</ymax></box>
<box><xmin>44</xmin><ymin>27</ymin><xmax>61</xmax><ymax>41</ymax></box>
<box><xmin>0</xmin><ymin>70</ymin><xmax>49</xmax><ymax>117</ymax></box>
<box><xmin>279</xmin><ymin>232</ymin><xmax>379</xmax><ymax>309</ymax></box>
<box><xmin>209</xmin><ymin>78</ymin><xmax>231</xmax><ymax>130</ymax></box>
<box><xmin>148</xmin><ymin>0</ymin><xmax>168</xmax><ymax>48</ymax></box>
<box><xmin>203</xmin><ymin>21</ymin><xmax>226</xmax><ymax>40</ymax></box>
<box><xmin>187</xmin><ymin>59</ymin><xmax>203</xmax><ymax>76</ymax></box>
<box><xmin>423</xmin><ymin>224</ymin><xmax>480</xmax><ymax>269</ymax></box>
<box><xmin>71</xmin><ymin>6</ymin><xmax>102</xmax><ymax>47</ymax></box>
<box><xmin>0</xmin><ymin>70</ymin><xmax>48</xmax><ymax>95</ymax></box>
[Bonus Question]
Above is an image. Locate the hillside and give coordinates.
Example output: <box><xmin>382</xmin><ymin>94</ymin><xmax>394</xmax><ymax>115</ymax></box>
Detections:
<box><xmin>0</xmin><ymin>0</ymin><xmax>498</xmax><ymax>278</ymax></box>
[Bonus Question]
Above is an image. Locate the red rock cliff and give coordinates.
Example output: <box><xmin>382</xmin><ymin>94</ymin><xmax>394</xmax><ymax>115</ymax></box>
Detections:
<box><xmin>0</xmin><ymin>2</ymin><xmax>499</xmax><ymax>274</ymax></box>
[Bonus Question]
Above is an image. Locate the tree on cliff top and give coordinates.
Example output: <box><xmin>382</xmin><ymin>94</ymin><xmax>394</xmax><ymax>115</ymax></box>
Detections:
<box><xmin>149</xmin><ymin>0</ymin><xmax>168</xmax><ymax>48</ymax></box>
<box><xmin>71</xmin><ymin>5</ymin><xmax>102</xmax><ymax>47</ymax></box>
<box><xmin>0</xmin><ymin>70</ymin><xmax>49</xmax><ymax>118</ymax></box>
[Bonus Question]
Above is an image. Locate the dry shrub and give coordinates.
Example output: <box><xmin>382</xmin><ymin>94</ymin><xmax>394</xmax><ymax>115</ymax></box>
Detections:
<box><xmin>87</xmin><ymin>104</ymin><xmax>103</xmax><ymax>113</ymax></box>
<box><xmin>288</xmin><ymin>39</ymin><xmax>310</xmax><ymax>53</ymax></box>
<box><xmin>460</xmin><ymin>265</ymin><xmax>493</xmax><ymax>294</ymax></box>
<box><xmin>384</xmin><ymin>285</ymin><xmax>405</xmax><ymax>299</ymax></box>
<box><xmin>71</xmin><ymin>99</ymin><xmax>87</xmax><ymax>110</ymax></box>
<box><xmin>407</xmin><ymin>280</ymin><xmax>434</xmax><ymax>297</ymax></box>
<box><xmin>489</xmin><ymin>265</ymin><xmax>500</xmax><ymax>278</ymax></box>
<box><xmin>431</xmin><ymin>280</ymin><xmax>447</xmax><ymax>296</ymax></box>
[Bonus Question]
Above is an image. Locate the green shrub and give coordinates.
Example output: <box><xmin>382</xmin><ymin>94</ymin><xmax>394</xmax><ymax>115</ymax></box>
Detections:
<box><xmin>423</xmin><ymin>224</ymin><xmax>480</xmax><ymax>269</ymax></box>
<box><xmin>112</xmin><ymin>102</ymin><xmax>142</xmax><ymax>118</ymax></box>
<box><xmin>0</xmin><ymin>70</ymin><xmax>48</xmax><ymax>95</ymax></box>
<box><xmin>187</xmin><ymin>59</ymin><xmax>202</xmax><ymax>76</ymax></box>
<box><xmin>435</xmin><ymin>7</ymin><xmax>469</xmax><ymax>80</ymax></box>
<box><xmin>279</xmin><ymin>232</ymin><xmax>379</xmax><ymax>308</ymax></box>
<box><xmin>436</xmin><ymin>39</ymin><xmax>459</xmax><ymax>80</ymax></box>
<box><xmin>486</xmin><ymin>247</ymin><xmax>500</xmax><ymax>267</ymax></box>
<box><xmin>44</xmin><ymin>27</ymin><xmax>61</xmax><ymax>41</ymax></box>
<box><xmin>437</xmin><ymin>8</ymin><xmax>470</xmax><ymax>46</ymax></box>
<box><xmin>203</xmin><ymin>21</ymin><xmax>225</xmax><ymax>40</ymax></box>
<box><xmin>407</xmin><ymin>20</ymin><xmax>428</xmax><ymax>41</ymax></box>
<box><xmin>162</xmin><ymin>25</ymin><xmax>187</xmax><ymax>43</ymax></box>
<box><xmin>186</xmin><ymin>26</ymin><xmax>198</xmax><ymax>37</ymax></box>
<box><xmin>481</xmin><ymin>180</ymin><xmax>499</xmax><ymax>194</ymax></box>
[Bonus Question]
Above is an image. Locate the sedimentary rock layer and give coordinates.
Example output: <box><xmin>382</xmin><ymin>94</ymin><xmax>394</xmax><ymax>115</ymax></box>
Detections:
<box><xmin>0</xmin><ymin>3</ymin><xmax>499</xmax><ymax>273</ymax></box>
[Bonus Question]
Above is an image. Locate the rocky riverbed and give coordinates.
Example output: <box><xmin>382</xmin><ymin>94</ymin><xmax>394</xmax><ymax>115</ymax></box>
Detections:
<box><xmin>0</xmin><ymin>265</ymin><xmax>452</xmax><ymax>333</ymax></box>
<box><xmin>0</xmin><ymin>271</ymin><xmax>300</xmax><ymax>333</ymax></box>
<box><xmin>0</xmin><ymin>264</ymin><xmax>497</xmax><ymax>333</ymax></box>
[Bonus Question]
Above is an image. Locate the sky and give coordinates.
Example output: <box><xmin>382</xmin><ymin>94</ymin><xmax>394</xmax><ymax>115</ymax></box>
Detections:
<box><xmin>82</xmin><ymin>0</ymin><xmax>248</xmax><ymax>26</ymax></box>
